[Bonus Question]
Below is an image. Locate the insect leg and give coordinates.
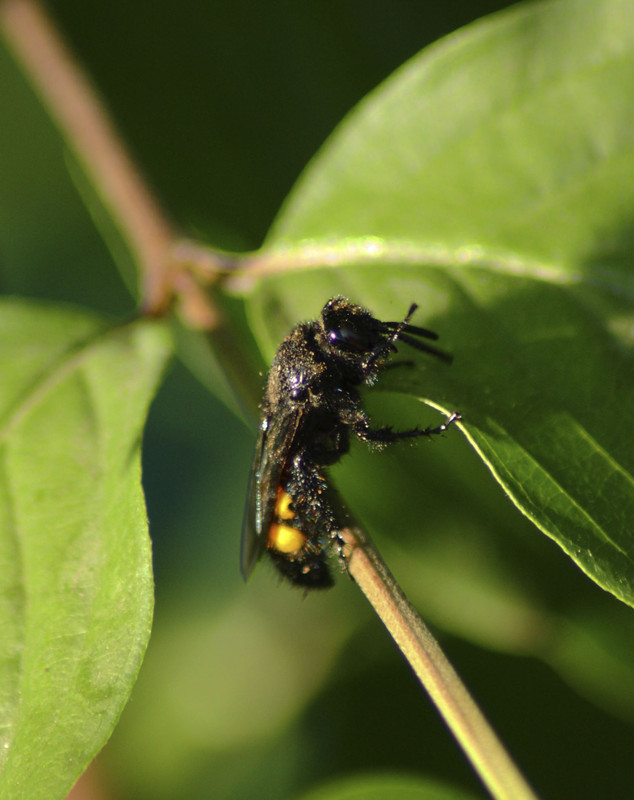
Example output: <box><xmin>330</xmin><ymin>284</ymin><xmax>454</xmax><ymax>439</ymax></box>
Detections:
<box><xmin>354</xmin><ymin>411</ymin><xmax>461</xmax><ymax>445</ymax></box>
<box><xmin>362</xmin><ymin>304</ymin><xmax>419</xmax><ymax>371</ymax></box>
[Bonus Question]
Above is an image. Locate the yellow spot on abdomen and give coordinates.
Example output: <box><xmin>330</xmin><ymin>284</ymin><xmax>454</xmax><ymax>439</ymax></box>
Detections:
<box><xmin>275</xmin><ymin>488</ymin><xmax>295</xmax><ymax>521</ymax></box>
<box><xmin>268</xmin><ymin>523</ymin><xmax>306</xmax><ymax>555</ymax></box>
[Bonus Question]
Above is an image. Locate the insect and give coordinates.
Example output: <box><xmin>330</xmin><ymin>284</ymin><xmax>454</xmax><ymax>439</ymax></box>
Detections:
<box><xmin>241</xmin><ymin>296</ymin><xmax>460</xmax><ymax>589</ymax></box>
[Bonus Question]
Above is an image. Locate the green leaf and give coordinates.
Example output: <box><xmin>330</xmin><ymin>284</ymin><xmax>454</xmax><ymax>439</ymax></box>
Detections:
<box><xmin>237</xmin><ymin>0</ymin><xmax>634</xmax><ymax>606</ymax></box>
<box><xmin>0</xmin><ymin>299</ymin><xmax>171</xmax><ymax>799</ymax></box>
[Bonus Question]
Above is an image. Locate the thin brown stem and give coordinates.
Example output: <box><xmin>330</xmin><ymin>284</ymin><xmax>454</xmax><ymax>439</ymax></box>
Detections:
<box><xmin>344</xmin><ymin>525</ymin><xmax>539</xmax><ymax>800</ymax></box>
<box><xmin>1</xmin><ymin>0</ymin><xmax>179</xmax><ymax>314</ymax></box>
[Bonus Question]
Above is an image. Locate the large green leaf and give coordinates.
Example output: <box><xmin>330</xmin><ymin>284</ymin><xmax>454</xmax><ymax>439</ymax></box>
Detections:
<box><xmin>236</xmin><ymin>0</ymin><xmax>634</xmax><ymax>605</ymax></box>
<box><xmin>0</xmin><ymin>299</ymin><xmax>170</xmax><ymax>799</ymax></box>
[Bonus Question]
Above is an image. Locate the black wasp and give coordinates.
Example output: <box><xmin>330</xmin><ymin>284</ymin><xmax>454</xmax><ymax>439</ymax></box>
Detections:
<box><xmin>241</xmin><ymin>296</ymin><xmax>460</xmax><ymax>589</ymax></box>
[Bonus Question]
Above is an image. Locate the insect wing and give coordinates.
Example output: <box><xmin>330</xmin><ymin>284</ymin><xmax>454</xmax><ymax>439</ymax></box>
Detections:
<box><xmin>240</xmin><ymin>407</ymin><xmax>303</xmax><ymax>579</ymax></box>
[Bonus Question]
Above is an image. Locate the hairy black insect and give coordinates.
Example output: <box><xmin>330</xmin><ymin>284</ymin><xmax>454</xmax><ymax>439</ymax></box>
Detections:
<box><xmin>241</xmin><ymin>296</ymin><xmax>459</xmax><ymax>589</ymax></box>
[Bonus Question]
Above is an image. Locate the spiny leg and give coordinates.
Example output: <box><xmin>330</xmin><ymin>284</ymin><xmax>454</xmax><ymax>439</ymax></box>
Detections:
<box><xmin>355</xmin><ymin>411</ymin><xmax>461</xmax><ymax>445</ymax></box>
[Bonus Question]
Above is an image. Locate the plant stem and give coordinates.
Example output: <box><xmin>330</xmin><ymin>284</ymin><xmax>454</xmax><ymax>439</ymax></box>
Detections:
<box><xmin>344</xmin><ymin>525</ymin><xmax>539</xmax><ymax>800</ymax></box>
<box><xmin>0</xmin><ymin>0</ymin><xmax>211</xmax><ymax>317</ymax></box>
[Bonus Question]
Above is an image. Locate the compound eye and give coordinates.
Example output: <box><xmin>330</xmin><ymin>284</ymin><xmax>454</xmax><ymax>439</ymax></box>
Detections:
<box><xmin>328</xmin><ymin>325</ymin><xmax>370</xmax><ymax>353</ymax></box>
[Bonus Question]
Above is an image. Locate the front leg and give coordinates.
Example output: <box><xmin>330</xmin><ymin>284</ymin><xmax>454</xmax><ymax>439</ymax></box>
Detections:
<box><xmin>354</xmin><ymin>411</ymin><xmax>461</xmax><ymax>445</ymax></box>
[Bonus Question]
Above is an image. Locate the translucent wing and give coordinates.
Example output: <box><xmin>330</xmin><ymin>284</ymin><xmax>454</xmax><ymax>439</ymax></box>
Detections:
<box><xmin>240</xmin><ymin>406</ymin><xmax>304</xmax><ymax>579</ymax></box>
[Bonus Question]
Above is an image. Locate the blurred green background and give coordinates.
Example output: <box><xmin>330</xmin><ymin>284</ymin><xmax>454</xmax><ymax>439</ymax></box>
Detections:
<box><xmin>2</xmin><ymin>2</ymin><xmax>634</xmax><ymax>799</ymax></box>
